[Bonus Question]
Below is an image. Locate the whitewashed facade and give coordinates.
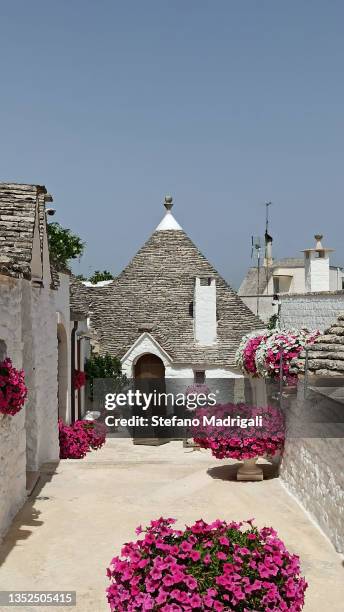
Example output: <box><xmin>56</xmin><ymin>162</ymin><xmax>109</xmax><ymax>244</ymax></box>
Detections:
<box><xmin>239</xmin><ymin>234</ymin><xmax>344</xmax><ymax>322</ymax></box>
<box><xmin>0</xmin><ymin>183</ymin><xmax>88</xmax><ymax>540</ymax></box>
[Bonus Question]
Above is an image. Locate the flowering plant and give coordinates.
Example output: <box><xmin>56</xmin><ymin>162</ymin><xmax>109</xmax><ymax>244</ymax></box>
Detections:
<box><xmin>0</xmin><ymin>358</ymin><xmax>28</xmax><ymax>416</ymax></box>
<box><xmin>73</xmin><ymin>370</ymin><xmax>86</xmax><ymax>390</ymax></box>
<box><xmin>235</xmin><ymin>330</ymin><xmax>269</xmax><ymax>377</ymax></box>
<box><xmin>106</xmin><ymin>517</ymin><xmax>307</xmax><ymax>611</ymax></box>
<box><xmin>255</xmin><ymin>329</ymin><xmax>319</xmax><ymax>383</ymax></box>
<box><xmin>58</xmin><ymin>419</ymin><xmax>106</xmax><ymax>459</ymax></box>
<box><xmin>81</xmin><ymin>419</ymin><xmax>107</xmax><ymax>450</ymax></box>
<box><xmin>235</xmin><ymin>329</ymin><xmax>319</xmax><ymax>383</ymax></box>
<box><xmin>193</xmin><ymin>403</ymin><xmax>285</xmax><ymax>460</ymax></box>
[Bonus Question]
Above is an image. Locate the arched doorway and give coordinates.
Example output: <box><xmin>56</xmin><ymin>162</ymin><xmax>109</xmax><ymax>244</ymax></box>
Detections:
<box><xmin>133</xmin><ymin>353</ymin><xmax>167</xmax><ymax>445</ymax></box>
<box><xmin>134</xmin><ymin>353</ymin><xmax>165</xmax><ymax>380</ymax></box>
<box><xmin>57</xmin><ymin>322</ymin><xmax>69</xmax><ymax>422</ymax></box>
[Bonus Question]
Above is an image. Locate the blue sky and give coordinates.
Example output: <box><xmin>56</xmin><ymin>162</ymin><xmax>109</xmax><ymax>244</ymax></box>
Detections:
<box><xmin>1</xmin><ymin>1</ymin><xmax>343</xmax><ymax>287</ymax></box>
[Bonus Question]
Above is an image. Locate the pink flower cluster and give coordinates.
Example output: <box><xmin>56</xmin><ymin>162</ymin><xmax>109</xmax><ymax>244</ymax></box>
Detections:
<box><xmin>73</xmin><ymin>370</ymin><xmax>86</xmax><ymax>390</ymax></box>
<box><xmin>240</xmin><ymin>334</ymin><xmax>266</xmax><ymax>376</ymax></box>
<box><xmin>106</xmin><ymin>517</ymin><xmax>307</xmax><ymax>611</ymax></box>
<box><xmin>58</xmin><ymin>419</ymin><xmax>106</xmax><ymax>459</ymax></box>
<box><xmin>0</xmin><ymin>358</ymin><xmax>27</xmax><ymax>416</ymax></box>
<box><xmin>236</xmin><ymin>329</ymin><xmax>319</xmax><ymax>383</ymax></box>
<box><xmin>255</xmin><ymin>330</ymin><xmax>319</xmax><ymax>383</ymax></box>
<box><xmin>193</xmin><ymin>403</ymin><xmax>285</xmax><ymax>460</ymax></box>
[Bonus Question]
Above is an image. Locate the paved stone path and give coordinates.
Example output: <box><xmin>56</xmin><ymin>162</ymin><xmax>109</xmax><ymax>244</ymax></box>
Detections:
<box><xmin>0</xmin><ymin>439</ymin><xmax>343</xmax><ymax>611</ymax></box>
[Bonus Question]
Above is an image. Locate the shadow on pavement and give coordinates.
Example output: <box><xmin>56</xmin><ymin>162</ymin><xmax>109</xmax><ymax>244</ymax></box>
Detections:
<box><xmin>207</xmin><ymin>462</ymin><xmax>279</xmax><ymax>481</ymax></box>
<box><xmin>0</xmin><ymin>462</ymin><xmax>60</xmax><ymax>568</ymax></box>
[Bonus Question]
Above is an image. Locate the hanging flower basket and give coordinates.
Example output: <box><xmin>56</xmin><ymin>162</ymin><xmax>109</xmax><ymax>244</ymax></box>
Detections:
<box><xmin>255</xmin><ymin>329</ymin><xmax>319</xmax><ymax>383</ymax></box>
<box><xmin>235</xmin><ymin>330</ymin><xmax>270</xmax><ymax>377</ymax></box>
<box><xmin>236</xmin><ymin>329</ymin><xmax>319</xmax><ymax>384</ymax></box>
<box><xmin>0</xmin><ymin>358</ymin><xmax>27</xmax><ymax>416</ymax></box>
<box><xmin>73</xmin><ymin>370</ymin><xmax>86</xmax><ymax>390</ymax></box>
<box><xmin>106</xmin><ymin>517</ymin><xmax>307</xmax><ymax>611</ymax></box>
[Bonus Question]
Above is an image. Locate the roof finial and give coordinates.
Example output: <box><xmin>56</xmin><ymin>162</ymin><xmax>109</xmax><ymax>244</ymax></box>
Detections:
<box><xmin>314</xmin><ymin>234</ymin><xmax>323</xmax><ymax>249</ymax></box>
<box><xmin>164</xmin><ymin>195</ymin><xmax>173</xmax><ymax>211</ymax></box>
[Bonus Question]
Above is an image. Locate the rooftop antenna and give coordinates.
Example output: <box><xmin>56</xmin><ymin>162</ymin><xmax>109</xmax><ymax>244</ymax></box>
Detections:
<box><xmin>264</xmin><ymin>201</ymin><xmax>273</xmax><ymax>284</ymax></box>
<box><xmin>251</xmin><ymin>235</ymin><xmax>262</xmax><ymax>316</ymax></box>
<box><xmin>265</xmin><ymin>201</ymin><xmax>272</xmax><ymax>235</ymax></box>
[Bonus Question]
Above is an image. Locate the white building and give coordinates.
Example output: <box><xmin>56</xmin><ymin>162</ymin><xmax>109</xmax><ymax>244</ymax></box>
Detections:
<box><xmin>0</xmin><ymin>183</ymin><xmax>88</xmax><ymax>540</ymax></box>
<box><xmin>239</xmin><ymin>234</ymin><xmax>344</xmax><ymax>323</ymax></box>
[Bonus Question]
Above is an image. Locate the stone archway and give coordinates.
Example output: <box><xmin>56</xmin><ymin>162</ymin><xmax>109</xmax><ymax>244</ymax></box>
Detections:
<box><xmin>57</xmin><ymin>322</ymin><xmax>69</xmax><ymax>422</ymax></box>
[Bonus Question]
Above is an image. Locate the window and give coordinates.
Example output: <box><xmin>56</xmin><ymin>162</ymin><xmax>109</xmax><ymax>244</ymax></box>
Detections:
<box><xmin>189</xmin><ymin>301</ymin><xmax>194</xmax><ymax>317</ymax></box>
<box><xmin>316</xmin><ymin>251</ymin><xmax>325</xmax><ymax>258</ymax></box>
<box><xmin>194</xmin><ymin>370</ymin><xmax>205</xmax><ymax>384</ymax></box>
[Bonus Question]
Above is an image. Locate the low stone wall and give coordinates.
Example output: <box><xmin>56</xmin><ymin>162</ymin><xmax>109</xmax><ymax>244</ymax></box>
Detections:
<box><xmin>280</xmin><ymin>383</ymin><xmax>344</xmax><ymax>553</ymax></box>
<box><xmin>280</xmin><ymin>292</ymin><xmax>344</xmax><ymax>332</ymax></box>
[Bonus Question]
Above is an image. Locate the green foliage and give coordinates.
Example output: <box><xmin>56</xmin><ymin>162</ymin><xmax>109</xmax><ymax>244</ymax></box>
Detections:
<box><xmin>89</xmin><ymin>269</ymin><xmax>114</xmax><ymax>283</ymax></box>
<box><xmin>267</xmin><ymin>313</ymin><xmax>279</xmax><ymax>330</ymax></box>
<box><xmin>47</xmin><ymin>222</ymin><xmax>85</xmax><ymax>271</ymax></box>
<box><xmin>75</xmin><ymin>273</ymin><xmax>87</xmax><ymax>281</ymax></box>
<box><xmin>85</xmin><ymin>352</ymin><xmax>127</xmax><ymax>400</ymax></box>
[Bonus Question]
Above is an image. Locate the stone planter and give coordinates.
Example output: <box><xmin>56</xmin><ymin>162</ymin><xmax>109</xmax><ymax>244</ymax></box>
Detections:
<box><xmin>237</xmin><ymin>457</ymin><xmax>263</xmax><ymax>481</ymax></box>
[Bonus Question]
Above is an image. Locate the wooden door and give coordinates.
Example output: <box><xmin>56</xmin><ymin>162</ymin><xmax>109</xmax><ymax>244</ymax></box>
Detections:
<box><xmin>135</xmin><ymin>354</ymin><xmax>165</xmax><ymax>380</ymax></box>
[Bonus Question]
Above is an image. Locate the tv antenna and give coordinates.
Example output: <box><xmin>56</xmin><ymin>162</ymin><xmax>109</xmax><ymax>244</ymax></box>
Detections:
<box><xmin>251</xmin><ymin>235</ymin><xmax>262</xmax><ymax>316</ymax></box>
<box><xmin>265</xmin><ymin>201</ymin><xmax>272</xmax><ymax>235</ymax></box>
<box><xmin>264</xmin><ymin>201</ymin><xmax>273</xmax><ymax>283</ymax></box>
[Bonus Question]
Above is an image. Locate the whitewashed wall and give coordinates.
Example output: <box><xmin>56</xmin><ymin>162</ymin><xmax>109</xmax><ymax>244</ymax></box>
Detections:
<box><xmin>305</xmin><ymin>253</ymin><xmax>330</xmax><ymax>292</ymax></box>
<box><xmin>0</xmin><ymin>275</ymin><xmax>27</xmax><ymax>540</ymax></box>
<box><xmin>120</xmin><ymin>332</ymin><xmax>253</xmax><ymax>406</ymax></box>
<box><xmin>280</xmin><ymin>292</ymin><xmax>344</xmax><ymax>332</ymax></box>
<box><xmin>266</xmin><ymin>267</ymin><xmax>305</xmax><ymax>295</ymax></box>
<box><xmin>29</xmin><ymin>287</ymin><xmax>59</xmax><ymax>469</ymax></box>
<box><xmin>194</xmin><ymin>277</ymin><xmax>217</xmax><ymax>345</ymax></box>
<box><xmin>0</xmin><ymin>273</ymin><xmax>60</xmax><ymax>540</ymax></box>
<box><xmin>55</xmin><ymin>273</ymin><xmax>71</xmax><ymax>422</ymax></box>
<box><xmin>330</xmin><ymin>267</ymin><xmax>344</xmax><ymax>291</ymax></box>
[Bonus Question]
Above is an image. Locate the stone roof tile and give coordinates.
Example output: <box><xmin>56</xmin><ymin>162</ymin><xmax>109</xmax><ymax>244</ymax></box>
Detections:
<box><xmin>0</xmin><ymin>182</ymin><xmax>58</xmax><ymax>287</ymax></box>
<box><xmin>70</xmin><ymin>275</ymin><xmax>92</xmax><ymax>318</ymax></box>
<box><xmin>88</xmin><ymin>227</ymin><xmax>263</xmax><ymax>367</ymax></box>
<box><xmin>293</xmin><ymin>312</ymin><xmax>344</xmax><ymax>376</ymax></box>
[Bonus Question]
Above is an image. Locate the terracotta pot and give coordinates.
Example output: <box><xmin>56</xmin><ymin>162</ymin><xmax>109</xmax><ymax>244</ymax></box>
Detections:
<box><xmin>237</xmin><ymin>457</ymin><xmax>263</xmax><ymax>481</ymax></box>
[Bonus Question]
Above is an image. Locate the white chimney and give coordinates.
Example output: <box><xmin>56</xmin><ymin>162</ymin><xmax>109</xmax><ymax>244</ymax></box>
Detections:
<box><xmin>264</xmin><ymin>233</ymin><xmax>273</xmax><ymax>267</ymax></box>
<box><xmin>194</xmin><ymin>276</ymin><xmax>217</xmax><ymax>345</ymax></box>
<box><xmin>303</xmin><ymin>234</ymin><xmax>333</xmax><ymax>292</ymax></box>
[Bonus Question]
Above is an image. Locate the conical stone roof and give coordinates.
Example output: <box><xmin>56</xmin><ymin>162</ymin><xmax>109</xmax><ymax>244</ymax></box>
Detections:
<box><xmin>294</xmin><ymin>313</ymin><xmax>344</xmax><ymax>376</ymax></box>
<box><xmin>88</xmin><ymin>209</ymin><xmax>262</xmax><ymax>367</ymax></box>
<box><xmin>0</xmin><ymin>182</ymin><xmax>58</xmax><ymax>288</ymax></box>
